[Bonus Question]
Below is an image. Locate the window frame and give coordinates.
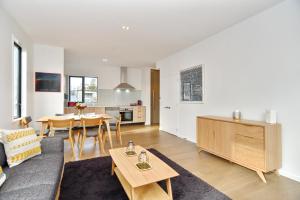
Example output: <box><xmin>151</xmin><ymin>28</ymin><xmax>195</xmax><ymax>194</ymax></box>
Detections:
<box><xmin>68</xmin><ymin>76</ymin><xmax>98</xmax><ymax>103</ymax></box>
<box><xmin>13</xmin><ymin>42</ymin><xmax>22</xmax><ymax>119</ymax></box>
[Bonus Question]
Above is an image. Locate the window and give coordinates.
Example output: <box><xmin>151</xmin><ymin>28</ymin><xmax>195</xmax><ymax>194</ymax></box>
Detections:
<box><xmin>69</xmin><ymin>76</ymin><xmax>98</xmax><ymax>103</ymax></box>
<box><xmin>13</xmin><ymin>42</ymin><xmax>22</xmax><ymax>119</ymax></box>
<box><xmin>69</xmin><ymin>76</ymin><xmax>83</xmax><ymax>102</ymax></box>
<box><xmin>84</xmin><ymin>77</ymin><xmax>98</xmax><ymax>103</ymax></box>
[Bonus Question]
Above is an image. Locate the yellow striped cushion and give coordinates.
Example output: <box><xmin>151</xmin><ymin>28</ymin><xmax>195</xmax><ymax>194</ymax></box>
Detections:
<box><xmin>0</xmin><ymin>166</ymin><xmax>6</xmax><ymax>187</ymax></box>
<box><xmin>0</xmin><ymin>128</ymin><xmax>41</xmax><ymax>168</ymax></box>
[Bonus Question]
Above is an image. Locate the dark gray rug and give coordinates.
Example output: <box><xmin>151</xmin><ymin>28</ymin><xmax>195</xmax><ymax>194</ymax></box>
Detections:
<box><xmin>60</xmin><ymin>149</ymin><xmax>231</xmax><ymax>200</ymax></box>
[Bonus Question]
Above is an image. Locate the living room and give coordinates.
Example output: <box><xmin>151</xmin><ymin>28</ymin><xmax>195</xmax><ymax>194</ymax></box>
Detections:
<box><xmin>0</xmin><ymin>0</ymin><xmax>300</xmax><ymax>199</ymax></box>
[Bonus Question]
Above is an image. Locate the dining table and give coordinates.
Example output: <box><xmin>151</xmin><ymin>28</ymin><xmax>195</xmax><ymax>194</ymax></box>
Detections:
<box><xmin>36</xmin><ymin>113</ymin><xmax>114</xmax><ymax>148</ymax></box>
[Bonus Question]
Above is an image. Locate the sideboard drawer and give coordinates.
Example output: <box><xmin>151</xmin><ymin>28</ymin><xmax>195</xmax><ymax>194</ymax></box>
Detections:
<box><xmin>234</xmin><ymin>124</ymin><xmax>264</xmax><ymax>140</ymax></box>
<box><xmin>233</xmin><ymin>134</ymin><xmax>265</xmax><ymax>170</ymax></box>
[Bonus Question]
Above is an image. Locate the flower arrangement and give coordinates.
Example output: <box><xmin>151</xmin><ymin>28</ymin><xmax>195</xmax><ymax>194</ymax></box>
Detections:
<box><xmin>75</xmin><ymin>103</ymin><xmax>87</xmax><ymax>115</ymax></box>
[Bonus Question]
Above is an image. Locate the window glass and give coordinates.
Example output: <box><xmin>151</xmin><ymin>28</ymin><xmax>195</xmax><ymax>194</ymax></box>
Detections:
<box><xmin>69</xmin><ymin>77</ymin><xmax>83</xmax><ymax>102</ymax></box>
<box><xmin>84</xmin><ymin>77</ymin><xmax>97</xmax><ymax>103</ymax></box>
<box><xmin>69</xmin><ymin>76</ymin><xmax>98</xmax><ymax>103</ymax></box>
<box><xmin>13</xmin><ymin>43</ymin><xmax>22</xmax><ymax>119</ymax></box>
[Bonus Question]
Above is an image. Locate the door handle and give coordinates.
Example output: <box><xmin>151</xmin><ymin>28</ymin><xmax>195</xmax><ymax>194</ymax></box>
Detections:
<box><xmin>164</xmin><ymin>106</ymin><xmax>171</xmax><ymax>109</ymax></box>
<box><xmin>152</xmin><ymin>91</ymin><xmax>155</xmax><ymax>111</ymax></box>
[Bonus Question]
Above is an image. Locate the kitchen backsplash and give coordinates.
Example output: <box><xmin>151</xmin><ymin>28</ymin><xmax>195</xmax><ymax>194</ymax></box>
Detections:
<box><xmin>91</xmin><ymin>89</ymin><xmax>142</xmax><ymax>106</ymax></box>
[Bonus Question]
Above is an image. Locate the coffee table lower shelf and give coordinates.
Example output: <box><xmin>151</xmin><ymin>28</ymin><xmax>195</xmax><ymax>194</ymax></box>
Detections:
<box><xmin>114</xmin><ymin>167</ymin><xmax>170</xmax><ymax>200</ymax></box>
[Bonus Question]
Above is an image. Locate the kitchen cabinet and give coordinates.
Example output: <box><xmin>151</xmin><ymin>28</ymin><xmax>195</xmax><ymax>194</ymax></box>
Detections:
<box><xmin>64</xmin><ymin>106</ymin><xmax>146</xmax><ymax>124</ymax></box>
<box><xmin>64</xmin><ymin>107</ymin><xmax>105</xmax><ymax>115</ymax></box>
<box><xmin>133</xmin><ymin>106</ymin><xmax>146</xmax><ymax>123</ymax></box>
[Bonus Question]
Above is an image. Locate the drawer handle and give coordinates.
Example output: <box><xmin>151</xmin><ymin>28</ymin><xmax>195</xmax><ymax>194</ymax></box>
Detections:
<box><xmin>236</xmin><ymin>134</ymin><xmax>255</xmax><ymax>139</ymax></box>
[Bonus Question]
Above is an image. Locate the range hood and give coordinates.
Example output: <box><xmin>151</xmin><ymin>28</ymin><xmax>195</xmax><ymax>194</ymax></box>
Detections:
<box><xmin>114</xmin><ymin>67</ymin><xmax>135</xmax><ymax>90</ymax></box>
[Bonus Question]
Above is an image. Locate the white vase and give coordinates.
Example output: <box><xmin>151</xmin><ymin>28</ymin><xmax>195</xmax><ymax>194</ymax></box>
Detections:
<box><xmin>265</xmin><ymin>110</ymin><xmax>277</xmax><ymax>124</ymax></box>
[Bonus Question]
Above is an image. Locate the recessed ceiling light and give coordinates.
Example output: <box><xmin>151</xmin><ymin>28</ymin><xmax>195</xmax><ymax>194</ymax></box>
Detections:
<box><xmin>102</xmin><ymin>58</ymin><xmax>108</xmax><ymax>62</ymax></box>
<box><xmin>122</xmin><ymin>26</ymin><xmax>130</xmax><ymax>30</ymax></box>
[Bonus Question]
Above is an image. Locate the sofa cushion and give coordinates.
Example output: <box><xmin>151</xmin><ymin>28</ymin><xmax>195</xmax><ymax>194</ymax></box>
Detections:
<box><xmin>41</xmin><ymin>136</ymin><xmax>64</xmax><ymax>153</ymax></box>
<box><xmin>0</xmin><ymin>184</ymin><xmax>55</xmax><ymax>200</ymax></box>
<box><xmin>1</xmin><ymin>153</ymin><xmax>63</xmax><ymax>193</ymax></box>
<box><xmin>0</xmin><ymin>143</ymin><xmax>7</xmax><ymax>167</ymax></box>
<box><xmin>0</xmin><ymin>128</ymin><xmax>42</xmax><ymax>167</ymax></box>
<box><xmin>0</xmin><ymin>169</ymin><xmax>59</xmax><ymax>193</ymax></box>
<box><xmin>0</xmin><ymin>166</ymin><xmax>6</xmax><ymax>187</ymax></box>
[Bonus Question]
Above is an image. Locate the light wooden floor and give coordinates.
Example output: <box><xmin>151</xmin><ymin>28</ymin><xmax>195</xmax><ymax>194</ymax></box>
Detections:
<box><xmin>64</xmin><ymin>125</ymin><xmax>300</xmax><ymax>200</ymax></box>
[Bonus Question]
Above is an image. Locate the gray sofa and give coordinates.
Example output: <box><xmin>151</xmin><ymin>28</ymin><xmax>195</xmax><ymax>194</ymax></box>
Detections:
<box><xmin>0</xmin><ymin>136</ymin><xmax>64</xmax><ymax>200</ymax></box>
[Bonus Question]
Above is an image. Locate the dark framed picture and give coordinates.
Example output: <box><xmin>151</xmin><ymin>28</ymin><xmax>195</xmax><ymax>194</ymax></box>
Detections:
<box><xmin>35</xmin><ymin>72</ymin><xmax>61</xmax><ymax>92</ymax></box>
<box><xmin>180</xmin><ymin>65</ymin><xmax>204</xmax><ymax>103</ymax></box>
<box><xmin>183</xmin><ymin>82</ymin><xmax>191</xmax><ymax>100</ymax></box>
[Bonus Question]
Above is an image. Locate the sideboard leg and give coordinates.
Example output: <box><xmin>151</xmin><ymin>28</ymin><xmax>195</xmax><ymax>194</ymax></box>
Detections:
<box><xmin>256</xmin><ymin>171</ymin><xmax>267</xmax><ymax>183</ymax></box>
<box><xmin>198</xmin><ymin>147</ymin><xmax>203</xmax><ymax>153</ymax></box>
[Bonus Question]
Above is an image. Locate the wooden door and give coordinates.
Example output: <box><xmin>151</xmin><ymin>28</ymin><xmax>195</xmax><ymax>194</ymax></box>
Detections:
<box><xmin>214</xmin><ymin>121</ymin><xmax>233</xmax><ymax>159</ymax></box>
<box><xmin>197</xmin><ymin>118</ymin><xmax>216</xmax><ymax>152</ymax></box>
<box><xmin>198</xmin><ymin>118</ymin><xmax>233</xmax><ymax>158</ymax></box>
<box><xmin>151</xmin><ymin>69</ymin><xmax>160</xmax><ymax>124</ymax></box>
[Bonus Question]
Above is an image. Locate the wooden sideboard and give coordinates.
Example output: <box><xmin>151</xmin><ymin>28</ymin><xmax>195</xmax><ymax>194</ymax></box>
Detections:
<box><xmin>196</xmin><ymin>116</ymin><xmax>281</xmax><ymax>183</ymax></box>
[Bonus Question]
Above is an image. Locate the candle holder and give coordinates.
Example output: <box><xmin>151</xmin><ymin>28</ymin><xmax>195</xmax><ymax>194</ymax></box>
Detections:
<box><xmin>136</xmin><ymin>150</ymin><xmax>151</xmax><ymax>171</ymax></box>
<box><xmin>125</xmin><ymin>140</ymin><xmax>136</xmax><ymax>156</ymax></box>
<box><xmin>233</xmin><ymin>110</ymin><xmax>242</xmax><ymax>121</ymax></box>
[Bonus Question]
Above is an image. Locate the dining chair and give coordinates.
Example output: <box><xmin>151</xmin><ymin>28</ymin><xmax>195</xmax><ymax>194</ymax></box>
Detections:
<box><xmin>49</xmin><ymin>118</ymin><xmax>76</xmax><ymax>158</ymax></box>
<box><xmin>20</xmin><ymin>116</ymin><xmax>32</xmax><ymax>128</ymax></box>
<box><xmin>102</xmin><ymin>116</ymin><xmax>122</xmax><ymax>145</ymax></box>
<box><xmin>81</xmin><ymin>113</ymin><xmax>98</xmax><ymax>144</ymax></box>
<box><xmin>79</xmin><ymin>117</ymin><xmax>104</xmax><ymax>158</ymax></box>
<box><xmin>20</xmin><ymin>116</ymin><xmax>50</xmax><ymax>136</ymax></box>
<box><xmin>55</xmin><ymin>113</ymin><xmax>82</xmax><ymax>138</ymax></box>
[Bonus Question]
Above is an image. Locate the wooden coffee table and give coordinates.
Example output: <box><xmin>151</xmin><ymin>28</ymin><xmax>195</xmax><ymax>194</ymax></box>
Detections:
<box><xmin>109</xmin><ymin>146</ymin><xmax>179</xmax><ymax>200</ymax></box>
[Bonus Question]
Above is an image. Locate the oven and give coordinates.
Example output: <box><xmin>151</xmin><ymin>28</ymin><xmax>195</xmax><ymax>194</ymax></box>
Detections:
<box><xmin>120</xmin><ymin>108</ymin><xmax>133</xmax><ymax>122</ymax></box>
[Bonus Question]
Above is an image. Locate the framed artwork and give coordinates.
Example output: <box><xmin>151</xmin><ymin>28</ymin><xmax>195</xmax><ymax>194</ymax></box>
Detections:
<box><xmin>35</xmin><ymin>72</ymin><xmax>61</xmax><ymax>92</ymax></box>
<box><xmin>180</xmin><ymin>65</ymin><xmax>204</xmax><ymax>103</ymax></box>
<box><xmin>183</xmin><ymin>82</ymin><xmax>191</xmax><ymax>100</ymax></box>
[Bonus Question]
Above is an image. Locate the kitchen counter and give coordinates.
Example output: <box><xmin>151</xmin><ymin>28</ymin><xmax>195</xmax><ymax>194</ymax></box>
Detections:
<box><xmin>64</xmin><ymin>105</ymin><xmax>146</xmax><ymax>124</ymax></box>
<box><xmin>65</xmin><ymin>105</ymin><xmax>145</xmax><ymax>108</ymax></box>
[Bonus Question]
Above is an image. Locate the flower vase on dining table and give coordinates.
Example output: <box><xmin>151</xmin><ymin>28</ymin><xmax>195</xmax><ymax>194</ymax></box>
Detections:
<box><xmin>75</xmin><ymin>103</ymin><xmax>87</xmax><ymax>117</ymax></box>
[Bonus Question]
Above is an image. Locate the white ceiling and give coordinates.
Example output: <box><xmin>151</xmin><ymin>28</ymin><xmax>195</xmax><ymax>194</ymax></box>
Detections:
<box><xmin>1</xmin><ymin>0</ymin><xmax>284</xmax><ymax>67</ymax></box>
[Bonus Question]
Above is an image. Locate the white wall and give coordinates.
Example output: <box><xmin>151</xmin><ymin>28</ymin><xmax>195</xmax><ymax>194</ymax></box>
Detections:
<box><xmin>65</xmin><ymin>65</ymin><xmax>143</xmax><ymax>90</ymax></box>
<box><xmin>33</xmin><ymin>44</ymin><xmax>64</xmax><ymax>121</ymax></box>
<box><xmin>141</xmin><ymin>67</ymin><xmax>151</xmax><ymax>125</ymax></box>
<box><xmin>65</xmin><ymin>54</ymin><xmax>143</xmax><ymax>90</ymax></box>
<box><xmin>157</xmin><ymin>0</ymin><xmax>300</xmax><ymax>182</ymax></box>
<box><xmin>0</xmin><ymin>7</ymin><xmax>33</xmax><ymax>128</ymax></box>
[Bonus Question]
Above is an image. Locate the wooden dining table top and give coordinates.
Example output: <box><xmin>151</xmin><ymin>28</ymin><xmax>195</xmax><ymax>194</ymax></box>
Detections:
<box><xmin>36</xmin><ymin>114</ymin><xmax>113</xmax><ymax>123</ymax></box>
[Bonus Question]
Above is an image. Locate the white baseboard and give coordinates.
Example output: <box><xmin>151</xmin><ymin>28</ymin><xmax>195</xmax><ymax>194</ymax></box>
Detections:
<box><xmin>184</xmin><ymin>136</ymin><xmax>196</xmax><ymax>143</ymax></box>
<box><xmin>159</xmin><ymin>128</ymin><xmax>196</xmax><ymax>143</ymax></box>
<box><xmin>279</xmin><ymin>170</ymin><xmax>300</xmax><ymax>183</ymax></box>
